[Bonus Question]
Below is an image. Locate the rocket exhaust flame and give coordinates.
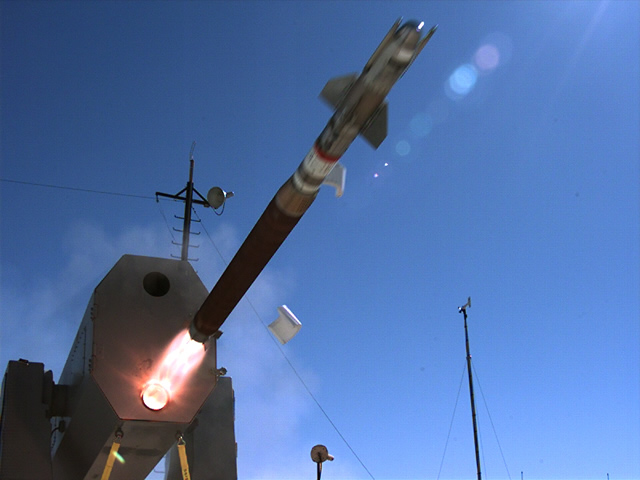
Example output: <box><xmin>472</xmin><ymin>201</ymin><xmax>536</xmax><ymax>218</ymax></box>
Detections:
<box><xmin>141</xmin><ymin>330</ymin><xmax>206</xmax><ymax>410</ymax></box>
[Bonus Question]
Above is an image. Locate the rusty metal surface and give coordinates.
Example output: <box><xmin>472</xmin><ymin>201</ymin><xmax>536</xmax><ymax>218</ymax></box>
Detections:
<box><xmin>0</xmin><ymin>361</ymin><xmax>53</xmax><ymax>480</ymax></box>
<box><xmin>89</xmin><ymin>255</ymin><xmax>216</xmax><ymax>423</ymax></box>
<box><xmin>50</xmin><ymin>255</ymin><xmax>220</xmax><ymax>479</ymax></box>
<box><xmin>193</xmin><ymin>190</ymin><xmax>311</xmax><ymax>338</ymax></box>
<box><xmin>52</xmin><ymin>373</ymin><xmax>186</xmax><ymax>480</ymax></box>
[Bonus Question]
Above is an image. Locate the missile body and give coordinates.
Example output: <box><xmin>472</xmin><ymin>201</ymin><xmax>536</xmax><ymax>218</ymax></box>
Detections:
<box><xmin>190</xmin><ymin>20</ymin><xmax>436</xmax><ymax>342</ymax></box>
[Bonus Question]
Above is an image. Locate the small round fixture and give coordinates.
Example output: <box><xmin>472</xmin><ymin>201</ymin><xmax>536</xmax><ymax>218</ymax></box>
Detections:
<box><xmin>206</xmin><ymin>186</ymin><xmax>234</xmax><ymax>209</ymax></box>
<box><xmin>141</xmin><ymin>381</ymin><xmax>170</xmax><ymax>411</ymax></box>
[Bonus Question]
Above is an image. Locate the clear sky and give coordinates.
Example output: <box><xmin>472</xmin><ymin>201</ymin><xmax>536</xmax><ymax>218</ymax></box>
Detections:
<box><xmin>1</xmin><ymin>1</ymin><xmax>638</xmax><ymax>480</ymax></box>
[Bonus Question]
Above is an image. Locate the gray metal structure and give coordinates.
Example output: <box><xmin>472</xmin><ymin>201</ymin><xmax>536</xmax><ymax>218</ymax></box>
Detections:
<box><xmin>0</xmin><ymin>360</ymin><xmax>54</xmax><ymax>480</ymax></box>
<box><xmin>0</xmin><ymin>255</ymin><xmax>238</xmax><ymax>480</ymax></box>
<box><xmin>164</xmin><ymin>377</ymin><xmax>237</xmax><ymax>480</ymax></box>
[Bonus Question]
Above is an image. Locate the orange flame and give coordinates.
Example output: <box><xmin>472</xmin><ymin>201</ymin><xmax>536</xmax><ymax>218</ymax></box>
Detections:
<box><xmin>141</xmin><ymin>329</ymin><xmax>206</xmax><ymax>410</ymax></box>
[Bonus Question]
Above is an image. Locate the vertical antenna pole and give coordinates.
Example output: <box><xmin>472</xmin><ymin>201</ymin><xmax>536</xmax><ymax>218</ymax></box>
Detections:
<box><xmin>180</xmin><ymin>143</ymin><xmax>197</xmax><ymax>261</ymax></box>
<box><xmin>459</xmin><ymin>297</ymin><xmax>481</xmax><ymax>480</ymax></box>
<box><xmin>156</xmin><ymin>142</ymin><xmax>228</xmax><ymax>263</ymax></box>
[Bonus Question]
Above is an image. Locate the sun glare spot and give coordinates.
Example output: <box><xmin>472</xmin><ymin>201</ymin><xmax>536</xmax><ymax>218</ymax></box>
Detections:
<box><xmin>410</xmin><ymin>113</ymin><xmax>433</xmax><ymax>137</ymax></box>
<box><xmin>448</xmin><ymin>64</ymin><xmax>478</xmax><ymax>98</ymax></box>
<box><xmin>396</xmin><ymin>140</ymin><xmax>411</xmax><ymax>156</ymax></box>
<box><xmin>480</xmin><ymin>32</ymin><xmax>513</xmax><ymax>66</ymax></box>
<box><xmin>474</xmin><ymin>44</ymin><xmax>500</xmax><ymax>72</ymax></box>
<box><xmin>443</xmin><ymin>32</ymin><xmax>512</xmax><ymax>103</ymax></box>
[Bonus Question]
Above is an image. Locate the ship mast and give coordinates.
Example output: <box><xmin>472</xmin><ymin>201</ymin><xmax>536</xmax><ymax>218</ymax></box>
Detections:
<box><xmin>458</xmin><ymin>297</ymin><xmax>482</xmax><ymax>480</ymax></box>
<box><xmin>155</xmin><ymin>142</ymin><xmax>233</xmax><ymax>262</ymax></box>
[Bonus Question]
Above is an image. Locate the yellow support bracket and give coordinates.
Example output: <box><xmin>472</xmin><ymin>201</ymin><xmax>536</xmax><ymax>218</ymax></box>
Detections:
<box><xmin>177</xmin><ymin>435</ymin><xmax>191</xmax><ymax>480</ymax></box>
<box><xmin>100</xmin><ymin>431</ymin><xmax>123</xmax><ymax>480</ymax></box>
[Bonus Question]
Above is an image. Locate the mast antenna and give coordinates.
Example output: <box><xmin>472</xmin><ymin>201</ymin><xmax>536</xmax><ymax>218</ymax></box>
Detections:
<box><xmin>156</xmin><ymin>142</ymin><xmax>234</xmax><ymax>261</ymax></box>
<box><xmin>458</xmin><ymin>296</ymin><xmax>482</xmax><ymax>480</ymax></box>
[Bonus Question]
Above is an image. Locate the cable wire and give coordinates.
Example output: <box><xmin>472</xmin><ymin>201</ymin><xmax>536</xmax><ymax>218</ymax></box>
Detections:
<box><xmin>247</xmin><ymin>292</ymin><xmax>376</xmax><ymax>480</ymax></box>
<box><xmin>156</xmin><ymin>196</ymin><xmax>178</xmax><ymax>242</ymax></box>
<box><xmin>1</xmin><ymin>178</ymin><xmax>155</xmax><ymax>199</ymax></box>
<box><xmin>194</xmin><ymin>208</ymin><xmax>376</xmax><ymax>480</ymax></box>
<box><xmin>472</xmin><ymin>362</ymin><xmax>512</xmax><ymax>480</ymax></box>
<box><xmin>478</xmin><ymin>394</ymin><xmax>487</xmax><ymax>480</ymax></box>
<box><xmin>192</xmin><ymin>209</ymin><xmax>228</xmax><ymax>265</ymax></box>
<box><xmin>437</xmin><ymin>360</ymin><xmax>468</xmax><ymax>480</ymax></box>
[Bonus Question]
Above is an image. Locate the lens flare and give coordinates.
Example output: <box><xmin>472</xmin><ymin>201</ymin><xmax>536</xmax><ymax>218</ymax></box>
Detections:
<box><xmin>141</xmin><ymin>330</ymin><xmax>206</xmax><ymax>411</ymax></box>
<box><xmin>449</xmin><ymin>64</ymin><xmax>478</xmax><ymax>96</ymax></box>
<box><xmin>410</xmin><ymin>112</ymin><xmax>433</xmax><ymax>137</ymax></box>
<box><xmin>395</xmin><ymin>140</ymin><xmax>411</xmax><ymax>156</ymax></box>
<box><xmin>474</xmin><ymin>44</ymin><xmax>500</xmax><ymax>72</ymax></box>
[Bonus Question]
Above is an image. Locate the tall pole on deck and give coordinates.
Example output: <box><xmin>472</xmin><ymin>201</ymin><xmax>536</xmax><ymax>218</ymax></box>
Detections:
<box><xmin>156</xmin><ymin>142</ymin><xmax>219</xmax><ymax>262</ymax></box>
<box><xmin>459</xmin><ymin>297</ymin><xmax>482</xmax><ymax>480</ymax></box>
<box><xmin>180</xmin><ymin>151</ymin><xmax>196</xmax><ymax>261</ymax></box>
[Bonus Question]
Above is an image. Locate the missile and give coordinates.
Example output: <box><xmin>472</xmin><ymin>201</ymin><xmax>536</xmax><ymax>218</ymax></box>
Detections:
<box><xmin>317</xmin><ymin>20</ymin><xmax>437</xmax><ymax>155</ymax></box>
<box><xmin>189</xmin><ymin>20</ymin><xmax>437</xmax><ymax>343</ymax></box>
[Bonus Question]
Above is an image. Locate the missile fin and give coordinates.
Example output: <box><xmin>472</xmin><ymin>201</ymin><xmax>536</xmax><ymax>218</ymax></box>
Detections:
<box><xmin>417</xmin><ymin>25</ymin><xmax>438</xmax><ymax>55</ymax></box>
<box><xmin>364</xmin><ymin>18</ymin><xmax>402</xmax><ymax>71</ymax></box>
<box><xmin>405</xmin><ymin>25</ymin><xmax>438</xmax><ymax>73</ymax></box>
<box><xmin>320</xmin><ymin>74</ymin><xmax>358</xmax><ymax>109</ymax></box>
<box><xmin>322</xmin><ymin>162</ymin><xmax>346</xmax><ymax>198</ymax></box>
<box><xmin>360</xmin><ymin>102</ymin><xmax>388</xmax><ymax>149</ymax></box>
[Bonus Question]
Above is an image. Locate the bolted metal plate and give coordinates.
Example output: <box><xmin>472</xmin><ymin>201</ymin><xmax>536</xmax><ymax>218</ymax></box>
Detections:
<box><xmin>90</xmin><ymin>255</ymin><xmax>217</xmax><ymax>423</ymax></box>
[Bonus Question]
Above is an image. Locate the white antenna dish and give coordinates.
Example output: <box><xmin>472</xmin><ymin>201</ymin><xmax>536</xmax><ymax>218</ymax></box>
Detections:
<box><xmin>207</xmin><ymin>186</ymin><xmax>234</xmax><ymax>209</ymax></box>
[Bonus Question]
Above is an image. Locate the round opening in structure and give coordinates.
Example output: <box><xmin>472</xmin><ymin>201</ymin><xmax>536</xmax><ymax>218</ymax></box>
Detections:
<box><xmin>143</xmin><ymin>272</ymin><xmax>170</xmax><ymax>297</ymax></box>
<box><xmin>141</xmin><ymin>381</ymin><xmax>170</xmax><ymax>411</ymax></box>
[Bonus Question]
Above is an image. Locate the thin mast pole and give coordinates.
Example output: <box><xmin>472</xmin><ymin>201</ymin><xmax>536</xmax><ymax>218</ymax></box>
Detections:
<box><xmin>459</xmin><ymin>297</ymin><xmax>481</xmax><ymax>480</ymax></box>
<box><xmin>180</xmin><ymin>153</ymin><xmax>195</xmax><ymax>261</ymax></box>
<box><xmin>156</xmin><ymin>142</ymin><xmax>212</xmax><ymax>263</ymax></box>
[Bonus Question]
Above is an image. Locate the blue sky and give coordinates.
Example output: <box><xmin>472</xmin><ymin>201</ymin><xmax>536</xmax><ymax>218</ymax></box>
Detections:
<box><xmin>1</xmin><ymin>1</ymin><xmax>638</xmax><ymax>480</ymax></box>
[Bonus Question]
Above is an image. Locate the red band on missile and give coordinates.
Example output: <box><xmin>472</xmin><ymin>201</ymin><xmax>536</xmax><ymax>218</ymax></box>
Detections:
<box><xmin>314</xmin><ymin>142</ymin><xmax>341</xmax><ymax>163</ymax></box>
